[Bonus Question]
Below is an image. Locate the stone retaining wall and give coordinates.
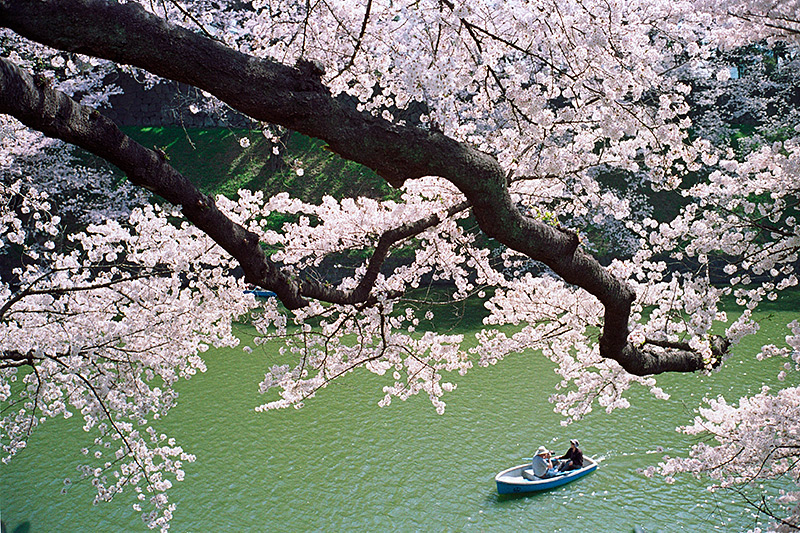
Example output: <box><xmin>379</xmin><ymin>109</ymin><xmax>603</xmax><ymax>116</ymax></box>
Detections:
<box><xmin>102</xmin><ymin>72</ymin><xmax>256</xmax><ymax>128</ymax></box>
<box><xmin>101</xmin><ymin>71</ymin><xmax>429</xmax><ymax>128</ymax></box>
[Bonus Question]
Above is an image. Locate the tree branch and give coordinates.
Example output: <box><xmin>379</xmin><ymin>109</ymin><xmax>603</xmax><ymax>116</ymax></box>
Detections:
<box><xmin>300</xmin><ymin>199</ymin><xmax>472</xmax><ymax>303</ymax></box>
<box><xmin>0</xmin><ymin>349</ymin><xmax>38</xmax><ymax>368</ymax></box>
<box><xmin>0</xmin><ymin>56</ymin><xmax>471</xmax><ymax>311</ymax></box>
<box><xmin>0</xmin><ymin>0</ymin><xmax>723</xmax><ymax>375</ymax></box>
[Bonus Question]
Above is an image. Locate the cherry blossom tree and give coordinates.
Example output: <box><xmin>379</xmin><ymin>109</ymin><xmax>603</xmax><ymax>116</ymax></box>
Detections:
<box><xmin>1</xmin><ymin>0</ymin><xmax>799</xmax><ymax>529</ymax></box>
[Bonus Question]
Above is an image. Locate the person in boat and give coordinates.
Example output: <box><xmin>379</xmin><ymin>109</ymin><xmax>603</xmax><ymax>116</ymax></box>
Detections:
<box><xmin>530</xmin><ymin>446</ymin><xmax>558</xmax><ymax>479</ymax></box>
<box><xmin>557</xmin><ymin>439</ymin><xmax>584</xmax><ymax>471</ymax></box>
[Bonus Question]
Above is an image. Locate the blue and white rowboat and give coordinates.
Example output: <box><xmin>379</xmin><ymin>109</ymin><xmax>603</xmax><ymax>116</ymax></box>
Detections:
<box><xmin>495</xmin><ymin>457</ymin><xmax>598</xmax><ymax>495</ymax></box>
<box><xmin>244</xmin><ymin>289</ymin><xmax>277</xmax><ymax>298</ymax></box>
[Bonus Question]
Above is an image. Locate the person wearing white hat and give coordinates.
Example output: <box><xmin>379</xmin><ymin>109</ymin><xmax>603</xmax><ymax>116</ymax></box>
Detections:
<box><xmin>530</xmin><ymin>445</ymin><xmax>557</xmax><ymax>479</ymax></box>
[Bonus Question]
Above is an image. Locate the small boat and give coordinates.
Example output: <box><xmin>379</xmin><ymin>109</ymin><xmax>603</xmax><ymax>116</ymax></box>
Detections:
<box><xmin>495</xmin><ymin>457</ymin><xmax>598</xmax><ymax>495</ymax></box>
<box><xmin>244</xmin><ymin>289</ymin><xmax>277</xmax><ymax>298</ymax></box>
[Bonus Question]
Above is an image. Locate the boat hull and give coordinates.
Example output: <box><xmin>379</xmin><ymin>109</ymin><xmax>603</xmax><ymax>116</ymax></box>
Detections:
<box><xmin>244</xmin><ymin>289</ymin><xmax>276</xmax><ymax>298</ymax></box>
<box><xmin>494</xmin><ymin>457</ymin><xmax>597</xmax><ymax>495</ymax></box>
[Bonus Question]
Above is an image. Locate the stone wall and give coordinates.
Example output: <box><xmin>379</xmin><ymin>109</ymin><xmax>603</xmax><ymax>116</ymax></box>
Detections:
<box><xmin>101</xmin><ymin>71</ymin><xmax>430</xmax><ymax>129</ymax></box>
<box><xmin>102</xmin><ymin>72</ymin><xmax>256</xmax><ymax>128</ymax></box>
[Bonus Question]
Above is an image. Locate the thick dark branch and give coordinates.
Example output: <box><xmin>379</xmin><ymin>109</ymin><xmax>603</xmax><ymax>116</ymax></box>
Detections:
<box><xmin>0</xmin><ymin>0</ymin><xmax>718</xmax><ymax>375</ymax></box>
<box><xmin>626</xmin><ymin>336</ymin><xmax>730</xmax><ymax>375</ymax></box>
<box><xmin>0</xmin><ymin>57</ymin><xmax>468</xmax><ymax>311</ymax></box>
<box><xmin>0</xmin><ymin>58</ymin><xmax>309</xmax><ymax>308</ymax></box>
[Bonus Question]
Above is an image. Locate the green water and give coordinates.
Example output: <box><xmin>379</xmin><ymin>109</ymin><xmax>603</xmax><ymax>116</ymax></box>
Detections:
<box><xmin>1</xmin><ymin>300</ymin><xmax>796</xmax><ymax>532</ymax></box>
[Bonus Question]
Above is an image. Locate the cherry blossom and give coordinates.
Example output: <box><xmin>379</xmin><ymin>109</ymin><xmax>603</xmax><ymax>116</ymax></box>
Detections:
<box><xmin>1</xmin><ymin>0</ymin><xmax>800</xmax><ymax>529</ymax></box>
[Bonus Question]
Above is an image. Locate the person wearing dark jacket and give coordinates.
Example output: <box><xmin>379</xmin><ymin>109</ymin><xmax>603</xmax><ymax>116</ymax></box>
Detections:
<box><xmin>557</xmin><ymin>439</ymin><xmax>584</xmax><ymax>471</ymax></box>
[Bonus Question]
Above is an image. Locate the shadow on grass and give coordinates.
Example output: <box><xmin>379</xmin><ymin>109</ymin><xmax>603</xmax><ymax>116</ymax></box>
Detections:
<box><xmin>1</xmin><ymin>521</ymin><xmax>31</xmax><ymax>533</ymax></box>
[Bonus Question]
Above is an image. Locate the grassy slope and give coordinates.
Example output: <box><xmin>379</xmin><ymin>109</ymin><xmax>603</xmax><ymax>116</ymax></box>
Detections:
<box><xmin>121</xmin><ymin>126</ymin><xmax>394</xmax><ymax>202</ymax></box>
<box><xmin>121</xmin><ymin>126</ymin><xmax>686</xmax><ymax>218</ymax></box>
<box><xmin>119</xmin><ymin>126</ymin><xmax>692</xmax><ymax>266</ymax></box>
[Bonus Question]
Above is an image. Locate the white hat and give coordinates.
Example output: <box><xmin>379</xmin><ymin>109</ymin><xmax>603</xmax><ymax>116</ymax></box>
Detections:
<box><xmin>535</xmin><ymin>445</ymin><xmax>549</xmax><ymax>456</ymax></box>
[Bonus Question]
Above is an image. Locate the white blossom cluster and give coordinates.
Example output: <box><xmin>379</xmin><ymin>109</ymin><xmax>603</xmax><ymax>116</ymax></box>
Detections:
<box><xmin>1</xmin><ymin>125</ymin><xmax>258</xmax><ymax>529</ymax></box>
<box><xmin>0</xmin><ymin>29</ymin><xmax>121</xmax><ymax>108</ymax></box>
<box><xmin>651</xmin><ymin>382</ymin><xmax>800</xmax><ymax>530</ymax></box>
<box><xmin>217</xmin><ymin>179</ymin><xmax>491</xmax><ymax>414</ymax></box>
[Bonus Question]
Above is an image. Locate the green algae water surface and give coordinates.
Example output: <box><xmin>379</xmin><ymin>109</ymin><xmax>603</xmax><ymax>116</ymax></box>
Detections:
<box><xmin>2</xmin><ymin>297</ymin><xmax>796</xmax><ymax>532</ymax></box>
